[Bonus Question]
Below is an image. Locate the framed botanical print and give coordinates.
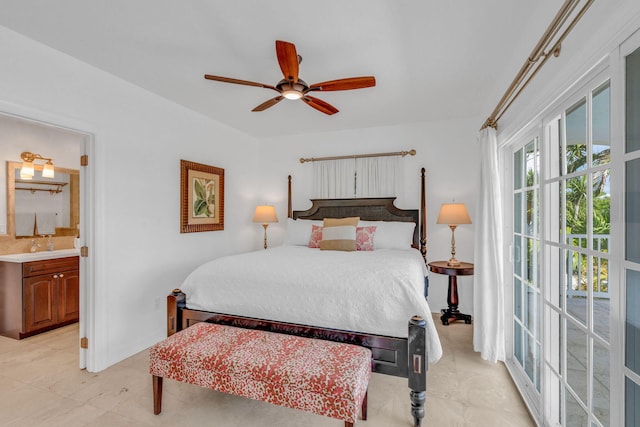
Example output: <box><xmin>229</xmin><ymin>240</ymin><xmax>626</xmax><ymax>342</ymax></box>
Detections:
<box><xmin>180</xmin><ymin>159</ymin><xmax>224</xmax><ymax>233</ymax></box>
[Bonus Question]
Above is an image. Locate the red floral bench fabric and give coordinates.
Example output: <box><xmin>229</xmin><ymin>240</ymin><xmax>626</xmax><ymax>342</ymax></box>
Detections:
<box><xmin>149</xmin><ymin>322</ymin><xmax>371</xmax><ymax>425</ymax></box>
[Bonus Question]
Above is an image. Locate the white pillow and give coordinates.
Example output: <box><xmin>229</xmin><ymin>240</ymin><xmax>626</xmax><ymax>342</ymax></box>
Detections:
<box><xmin>284</xmin><ymin>218</ymin><xmax>323</xmax><ymax>246</ymax></box>
<box><xmin>359</xmin><ymin>220</ymin><xmax>416</xmax><ymax>250</ymax></box>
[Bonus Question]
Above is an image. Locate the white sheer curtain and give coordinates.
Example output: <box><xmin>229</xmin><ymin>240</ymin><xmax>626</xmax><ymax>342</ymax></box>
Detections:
<box><xmin>312</xmin><ymin>159</ymin><xmax>356</xmax><ymax>198</ymax></box>
<box><xmin>313</xmin><ymin>156</ymin><xmax>401</xmax><ymax>198</ymax></box>
<box><xmin>355</xmin><ymin>156</ymin><xmax>400</xmax><ymax>197</ymax></box>
<box><xmin>473</xmin><ymin>127</ymin><xmax>505</xmax><ymax>362</ymax></box>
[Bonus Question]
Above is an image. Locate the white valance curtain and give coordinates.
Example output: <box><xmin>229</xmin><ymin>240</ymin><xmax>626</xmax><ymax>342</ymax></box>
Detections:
<box><xmin>473</xmin><ymin>127</ymin><xmax>505</xmax><ymax>362</ymax></box>
<box><xmin>313</xmin><ymin>159</ymin><xmax>355</xmax><ymax>198</ymax></box>
<box><xmin>355</xmin><ymin>156</ymin><xmax>400</xmax><ymax>197</ymax></box>
<box><xmin>312</xmin><ymin>156</ymin><xmax>399</xmax><ymax>198</ymax></box>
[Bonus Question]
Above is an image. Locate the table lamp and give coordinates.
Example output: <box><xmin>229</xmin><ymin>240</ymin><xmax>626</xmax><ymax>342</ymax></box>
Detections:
<box><xmin>253</xmin><ymin>205</ymin><xmax>278</xmax><ymax>249</ymax></box>
<box><xmin>436</xmin><ymin>203</ymin><xmax>471</xmax><ymax>266</ymax></box>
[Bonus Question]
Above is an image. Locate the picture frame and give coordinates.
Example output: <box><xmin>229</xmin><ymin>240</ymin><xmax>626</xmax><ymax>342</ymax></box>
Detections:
<box><xmin>180</xmin><ymin>159</ymin><xmax>224</xmax><ymax>233</ymax></box>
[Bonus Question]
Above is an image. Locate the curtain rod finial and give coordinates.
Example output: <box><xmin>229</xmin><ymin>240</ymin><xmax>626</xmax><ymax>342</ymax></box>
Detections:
<box><xmin>481</xmin><ymin>118</ymin><xmax>498</xmax><ymax>130</ymax></box>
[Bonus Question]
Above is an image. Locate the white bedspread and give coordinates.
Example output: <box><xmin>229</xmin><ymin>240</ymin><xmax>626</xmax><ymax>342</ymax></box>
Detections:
<box><xmin>181</xmin><ymin>245</ymin><xmax>442</xmax><ymax>363</ymax></box>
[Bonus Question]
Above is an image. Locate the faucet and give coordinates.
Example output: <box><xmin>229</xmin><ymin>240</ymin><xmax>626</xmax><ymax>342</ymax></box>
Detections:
<box><xmin>30</xmin><ymin>239</ymin><xmax>41</xmax><ymax>253</ymax></box>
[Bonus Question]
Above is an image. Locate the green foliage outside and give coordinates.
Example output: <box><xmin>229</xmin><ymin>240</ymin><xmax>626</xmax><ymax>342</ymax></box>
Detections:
<box><xmin>565</xmin><ymin>144</ymin><xmax>610</xmax><ymax>293</ymax></box>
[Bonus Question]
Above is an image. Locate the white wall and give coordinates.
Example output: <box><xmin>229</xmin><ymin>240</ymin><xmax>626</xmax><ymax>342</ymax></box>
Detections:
<box><xmin>0</xmin><ymin>26</ymin><xmax>270</xmax><ymax>370</ymax></box>
<box><xmin>260</xmin><ymin>119</ymin><xmax>482</xmax><ymax>316</ymax></box>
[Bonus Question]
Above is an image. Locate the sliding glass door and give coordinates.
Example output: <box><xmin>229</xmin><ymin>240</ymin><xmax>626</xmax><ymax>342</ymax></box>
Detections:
<box><xmin>623</xmin><ymin>42</ymin><xmax>640</xmax><ymax>427</ymax></box>
<box><xmin>543</xmin><ymin>78</ymin><xmax>611</xmax><ymax>426</ymax></box>
<box><xmin>508</xmin><ymin>74</ymin><xmax>612</xmax><ymax>426</ymax></box>
<box><xmin>505</xmin><ymin>28</ymin><xmax>640</xmax><ymax>427</ymax></box>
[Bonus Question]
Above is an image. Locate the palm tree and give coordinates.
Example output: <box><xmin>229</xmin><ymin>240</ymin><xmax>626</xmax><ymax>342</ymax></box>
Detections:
<box><xmin>565</xmin><ymin>144</ymin><xmax>610</xmax><ymax>292</ymax></box>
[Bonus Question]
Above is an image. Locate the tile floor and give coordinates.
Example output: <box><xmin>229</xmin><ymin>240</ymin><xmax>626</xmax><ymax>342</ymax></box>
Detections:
<box><xmin>0</xmin><ymin>316</ymin><xmax>535</xmax><ymax>426</ymax></box>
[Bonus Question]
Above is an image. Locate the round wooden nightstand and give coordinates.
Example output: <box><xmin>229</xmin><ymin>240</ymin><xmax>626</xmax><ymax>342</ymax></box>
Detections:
<box><xmin>428</xmin><ymin>261</ymin><xmax>474</xmax><ymax>325</ymax></box>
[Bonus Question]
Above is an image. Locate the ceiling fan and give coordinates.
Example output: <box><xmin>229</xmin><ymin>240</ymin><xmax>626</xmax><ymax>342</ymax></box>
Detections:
<box><xmin>204</xmin><ymin>40</ymin><xmax>376</xmax><ymax>115</ymax></box>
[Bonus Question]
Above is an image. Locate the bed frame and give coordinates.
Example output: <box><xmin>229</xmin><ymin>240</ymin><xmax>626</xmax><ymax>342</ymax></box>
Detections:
<box><xmin>167</xmin><ymin>168</ymin><xmax>429</xmax><ymax>426</ymax></box>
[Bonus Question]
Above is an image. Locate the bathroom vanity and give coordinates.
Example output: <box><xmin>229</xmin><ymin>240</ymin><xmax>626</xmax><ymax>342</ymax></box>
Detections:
<box><xmin>0</xmin><ymin>249</ymin><xmax>79</xmax><ymax>339</ymax></box>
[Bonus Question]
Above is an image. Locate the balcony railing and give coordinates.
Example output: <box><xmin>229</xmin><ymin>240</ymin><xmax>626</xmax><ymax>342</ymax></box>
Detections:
<box><xmin>566</xmin><ymin>234</ymin><xmax>610</xmax><ymax>299</ymax></box>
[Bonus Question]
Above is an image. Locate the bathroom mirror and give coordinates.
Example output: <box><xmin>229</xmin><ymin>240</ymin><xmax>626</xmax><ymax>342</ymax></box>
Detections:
<box><xmin>5</xmin><ymin>161</ymin><xmax>79</xmax><ymax>239</ymax></box>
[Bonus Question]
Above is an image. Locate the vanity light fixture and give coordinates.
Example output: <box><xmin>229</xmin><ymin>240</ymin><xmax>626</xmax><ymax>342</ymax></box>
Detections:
<box><xmin>253</xmin><ymin>205</ymin><xmax>278</xmax><ymax>249</ymax></box>
<box><xmin>20</xmin><ymin>151</ymin><xmax>55</xmax><ymax>179</ymax></box>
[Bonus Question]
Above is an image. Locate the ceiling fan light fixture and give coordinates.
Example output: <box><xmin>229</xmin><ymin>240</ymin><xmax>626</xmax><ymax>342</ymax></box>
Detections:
<box><xmin>282</xmin><ymin>89</ymin><xmax>303</xmax><ymax>100</ymax></box>
<box><xmin>204</xmin><ymin>41</ymin><xmax>375</xmax><ymax>115</ymax></box>
<box><xmin>276</xmin><ymin>78</ymin><xmax>307</xmax><ymax>100</ymax></box>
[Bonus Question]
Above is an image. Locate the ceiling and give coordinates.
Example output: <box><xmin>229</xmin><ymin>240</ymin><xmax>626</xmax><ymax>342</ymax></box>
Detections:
<box><xmin>0</xmin><ymin>1</ymin><xmax>562</xmax><ymax>138</ymax></box>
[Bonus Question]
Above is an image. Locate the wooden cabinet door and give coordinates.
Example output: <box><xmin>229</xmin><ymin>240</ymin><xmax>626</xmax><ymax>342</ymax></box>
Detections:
<box><xmin>58</xmin><ymin>269</ymin><xmax>80</xmax><ymax>323</ymax></box>
<box><xmin>23</xmin><ymin>275</ymin><xmax>57</xmax><ymax>333</ymax></box>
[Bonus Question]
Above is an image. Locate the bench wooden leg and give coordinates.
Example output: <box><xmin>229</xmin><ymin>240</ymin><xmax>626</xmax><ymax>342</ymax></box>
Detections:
<box><xmin>361</xmin><ymin>390</ymin><xmax>368</xmax><ymax>421</ymax></box>
<box><xmin>153</xmin><ymin>375</ymin><xmax>163</xmax><ymax>415</ymax></box>
<box><xmin>344</xmin><ymin>423</ymin><xmax>354</xmax><ymax>427</ymax></box>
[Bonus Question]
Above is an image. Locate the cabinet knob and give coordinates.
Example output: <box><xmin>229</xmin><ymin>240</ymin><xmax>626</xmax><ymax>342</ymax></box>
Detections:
<box><xmin>53</xmin><ymin>275</ymin><xmax>58</xmax><ymax>279</ymax></box>
<box><xmin>59</xmin><ymin>274</ymin><xmax>64</xmax><ymax>278</ymax></box>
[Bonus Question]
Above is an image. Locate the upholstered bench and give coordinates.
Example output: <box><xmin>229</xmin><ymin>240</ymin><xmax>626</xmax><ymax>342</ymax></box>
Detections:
<box><xmin>149</xmin><ymin>322</ymin><xmax>372</xmax><ymax>426</ymax></box>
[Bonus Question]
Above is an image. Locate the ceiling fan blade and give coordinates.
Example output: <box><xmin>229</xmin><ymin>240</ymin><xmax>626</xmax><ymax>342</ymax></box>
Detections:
<box><xmin>302</xmin><ymin>96</ymin><xmax>339</xmax><ymax>115</ymax></box>
<box><xmin>252</xmin><ymin>96</ymin><xmax>284</xmax><ymax>112</ymax></box>
<box><xmin>275</xmin><ymin>40</ymin><xmax>299</xmax><ymax>83</ymax></box>
<box><xmin>309</xmin><ymin>76</ymin><xmax>376</xmax><ymax>92</ymax></box>
<box><xmin>204</xmin><ymin>74</ymin><xmax>278</xmax><ymax>92</ymax></box>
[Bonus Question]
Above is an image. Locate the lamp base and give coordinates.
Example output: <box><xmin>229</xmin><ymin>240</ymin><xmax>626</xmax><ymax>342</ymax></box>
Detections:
<box><xmin>447</xmin><ymin>257</ymin><xmax>461</xmax><ymax>267</ymax></box>
<box><xmin>262</xmin><ymin>223</ymin><xmax>269</xmax><ymax>250</ymax></box>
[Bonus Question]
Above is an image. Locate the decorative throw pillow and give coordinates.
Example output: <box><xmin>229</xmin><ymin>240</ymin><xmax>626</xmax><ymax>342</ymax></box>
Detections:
<box><xmin>308</xmin><ymin>225</ymin><xmax>323</xmax><ymax>248</ymax></box>
<box><xmin>320</xmin><ymin>217</ymin><xmax>359</xmax><ymax>251</ymax></box>
<box><xmin>356</xmin><ymin>226</ymin><xmax>377</xmax><ymax>251</ymax></box>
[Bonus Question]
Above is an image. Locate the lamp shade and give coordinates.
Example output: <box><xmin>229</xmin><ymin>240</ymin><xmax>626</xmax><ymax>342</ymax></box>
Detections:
<box><xmin>42</xmin><ymin>161</ymin><xmax>55</xmax><ymax>178</ymax></box>
<box><xmin>436</xmin><ymin>203</ymin><xmax>471</xmax><ymax>225</ymax></box>
<box><xmin>20</xmin><ymin>161</ymin><xmax>34</xmax><ymax>179</ymax></box>
<box><xmin>253</xmin><ymin>205</ymin><xmax>278</xmax><ymax>223</ymax></box>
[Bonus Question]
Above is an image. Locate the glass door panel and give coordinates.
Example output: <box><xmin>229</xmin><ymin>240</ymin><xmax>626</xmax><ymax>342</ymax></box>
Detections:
<box><xmin>592</xmin><ymin>82</ymin><xmax>611</xmax><ymax>166</ymax></box>
<box><xmin>626</xmin><ymin>158</ymin><xmax>640</xmax><ymax>263</ymax></box>
<box><xmin>627</xmin><ymin>270</ymin><xmax>640</xmax><ymax>375</ymax></box>
<box><xmin>566</xmin><ymin>319</ymin><xmax>588</xmax><ymax>404</ymax></box>
<box><xmin>593</xmin><ymin>256</ymin><xmax>610</xmax><ymax>341</ymax></box>
<box><xmin>626</xmin><ymin>46</ymin><xmax>640</xmax><ymax>153</ymax></box>
<box><xmin>512</xmin><ymin>138</ymin><xmax>542</xmax><ymax>401</ymax></box>
<box><xmin>625</xmin><ymin>45</ymin><xmax>640</xmax><ymax>427</ymax></box>
<box><xmin>593</xmin><ymin>340</ymin><xmax>610</xmax><ymax>426</ymax></box>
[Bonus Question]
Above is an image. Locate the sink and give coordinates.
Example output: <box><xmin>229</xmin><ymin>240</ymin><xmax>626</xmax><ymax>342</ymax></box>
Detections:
<box><xmin>0</xmin><ymin>248</ymin><xmax>80</xmax><ymax>263</ymax></box>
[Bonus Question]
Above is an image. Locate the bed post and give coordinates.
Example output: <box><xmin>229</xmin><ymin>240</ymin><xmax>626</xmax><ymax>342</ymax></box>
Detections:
<box><xmin>167</xmin><ymin>289</ymin><xmax>185</xmax><ymax>336</ymax></box>
<box><xmin>288</xmin><ymin>175</ymin><xmax>292</xmax><ymax>219</ymax></box>
<box><xmin>408</xmin><ymin>315</ymin><xmax>427</xmax><ymax>427</ymax></box>
<box><xmin>420</xmin><ymin>168</ymin><xmax>427</xmax><ymax>264</ymax></box>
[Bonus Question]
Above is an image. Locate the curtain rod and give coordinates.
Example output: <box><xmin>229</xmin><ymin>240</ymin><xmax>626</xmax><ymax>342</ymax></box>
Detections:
<box><xmin>481</xmin><ymin>0</ymin><xmax>594</xmax><ymax>130</ymax></box>
<box><xmin>299</xmin><ymin>149</ymin><xmax>416</xmax><ymax>164</ymax></box>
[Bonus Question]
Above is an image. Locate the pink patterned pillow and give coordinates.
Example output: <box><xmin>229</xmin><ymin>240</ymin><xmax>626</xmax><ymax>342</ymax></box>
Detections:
<box><xmin>356</xmin><ymin>226</ymin><xmax>376</xmax><ymax>251</ymax></box>
<box><xmin>308</xmin><ymin>225</ymin><xmax>323</xmax><ymax>248</ymax></box>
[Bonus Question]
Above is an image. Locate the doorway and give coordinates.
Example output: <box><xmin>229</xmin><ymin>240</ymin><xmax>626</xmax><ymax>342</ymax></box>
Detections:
<box><xmin>0</xmin><ymin>110</ymin><xmax>92</xmax><ymax>370</ymax></box>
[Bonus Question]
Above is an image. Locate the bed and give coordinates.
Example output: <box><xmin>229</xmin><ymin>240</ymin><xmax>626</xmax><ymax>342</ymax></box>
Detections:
<box><xmin>167</xmin><ymin>169</ymin><xmax>439</xmax><ymax>427</ymax></box>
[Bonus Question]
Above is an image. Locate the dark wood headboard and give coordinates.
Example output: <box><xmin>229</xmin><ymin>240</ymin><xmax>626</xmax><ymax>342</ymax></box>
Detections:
<box><xmin>292</xmin><ymin>197</ymin><xmax>420</xmax><ymax>249</ymax></box>
<box><xmin>286</xmin><ymin>168</ymin><xmax>427</xmax><ymax>260</ymax></box>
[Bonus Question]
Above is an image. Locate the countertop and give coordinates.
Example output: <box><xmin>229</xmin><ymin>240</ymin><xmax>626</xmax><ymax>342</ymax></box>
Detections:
<box><xmin>0</xmin><ymin>249</ymin><xmax>80</xmax><ymax>263</ymax></box>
